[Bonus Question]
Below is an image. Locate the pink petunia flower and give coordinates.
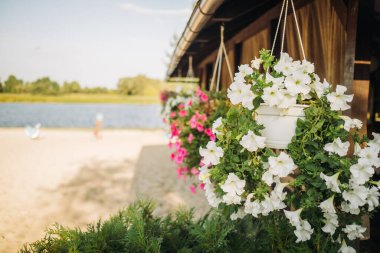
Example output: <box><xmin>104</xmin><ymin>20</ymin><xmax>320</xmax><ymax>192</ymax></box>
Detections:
<box><xmin>196</xmin><ymin>123</ymin><xmax>204</xmax><ymax>132</ymax></box>
<box><xmin>200</xmin><ymin>93</ymin><xmax>208</xmax><ymax>102</ymax></box>
<box><xmin>204</xmin><ymin>128</ymin><xmax>213</xmax><ymax>137</ymax></box>
<box><xmin>178</xmin><ymin>103</ymin><xmax>185</xmax><ymax>109</ymax></box>
<box><xmin>189</xmin><ymin>116</ymin><xmax>197</xmax><ymax>128</ymax></box>
<box><xmin>190</xmin><ymin>185</ymin><xmax>196</xmax><ymax>194</ymax></box>
<box><xmin>187</xmin><ymin>133</ymin><xmax>194</xmax><ymax>143</ymax></box>
<box><xmin>190</xmin><ymin>167</ymin><xmax>200</xmax><ymax>175</ymax></box>
<box><xmin>179</xmin><ymin>110</ymin><xmax>188</xmax><ymax>117</ymax></box>
<box><xmin>170</xmin><ymin>112</ymin><xmax>176</xmax><ymax>118</ymax></box>
<box><xmin>196</xmin><ymin>87</ymin><xmax>202</xmax><ymax>96</ymax></box>
<box><xmin>199</xmin><ymin>183</ymin><xmax>205</xmax><ymax>190</ymax></box>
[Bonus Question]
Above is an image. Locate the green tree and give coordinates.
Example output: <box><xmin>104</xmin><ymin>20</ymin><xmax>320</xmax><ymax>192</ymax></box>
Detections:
<box><xmin>61</xmin><ymin>81</ymin><xmax>81</xmax><ymax>93</ymax></box>
<box><xmin>81</xmin><ymin>86</ymin><xmax>109</xmax><ymax>94</ymax></box>
<box><xmin>117</xmin><ymin>75</ymin><xmax>160</xmax><ymax>96</ymax></box>
<box><xmin>4</xmin><ymin>75</ymin><xmax>24</xmax><ymax>93</ymax></box>
<box><xmin>30</xmin><ymin>77</ymin><xmax>60</xmax><ymax>95</ymax></box>
<box><xmin>0</xmin><ymin>79</ymin><xmax>3</xmax><ymax>93</ymax></box>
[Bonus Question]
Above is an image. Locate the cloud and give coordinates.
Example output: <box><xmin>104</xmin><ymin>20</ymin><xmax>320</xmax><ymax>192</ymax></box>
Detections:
<box><xmin>120</xmin><ymin>3</ymin><xmax>191</xmax><ymax>16</ymax></box>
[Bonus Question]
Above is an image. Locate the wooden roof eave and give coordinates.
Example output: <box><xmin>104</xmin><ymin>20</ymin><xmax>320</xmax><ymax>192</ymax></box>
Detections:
<box><xmin>166</xmin><ymin>0</ymin><xmax>224</xmax><ymax>79</ymax></box>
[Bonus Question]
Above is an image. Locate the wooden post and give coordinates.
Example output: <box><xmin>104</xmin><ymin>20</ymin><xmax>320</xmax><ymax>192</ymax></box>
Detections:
<box><xmin>343</xmin><ymin>0</ymin><xmax>359</xmax><ymax>101</ymax></box>
<box><xmin>343</xmin><ymin>0</ymin><xmax>372</xmax><ymax>137</ymax></box>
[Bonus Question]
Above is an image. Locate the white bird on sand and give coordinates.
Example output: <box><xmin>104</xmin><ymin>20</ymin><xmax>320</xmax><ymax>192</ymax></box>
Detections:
<box><xmin>25</xmin><ymin>123</ymin><xmax>41</xmax><ymax>139</ymax></box>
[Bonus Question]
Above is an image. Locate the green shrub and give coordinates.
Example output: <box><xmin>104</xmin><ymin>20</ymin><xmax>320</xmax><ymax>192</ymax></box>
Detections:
<box><xmin>19</xmin><ymin>200</ymin><xmax>376</xmax><ymax>253</ymax></box>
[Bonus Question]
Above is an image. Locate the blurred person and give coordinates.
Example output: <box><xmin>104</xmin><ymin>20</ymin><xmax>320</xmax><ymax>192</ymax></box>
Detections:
<box><xmin>94</xmin><ymin>113</ymin><xmax>103</xmax><ymax>139</ymax></box>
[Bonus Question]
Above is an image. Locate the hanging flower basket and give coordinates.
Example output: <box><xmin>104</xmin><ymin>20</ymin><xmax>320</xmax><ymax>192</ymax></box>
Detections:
<box><xmin>198</xmin><ymin>49</ymin><xmax>380</xmax><ymax>252</ymax></box>
<box><xmin>255</xmin><ymin>104</ymin><xmax>308</xmax><ymax>149</ymax></box>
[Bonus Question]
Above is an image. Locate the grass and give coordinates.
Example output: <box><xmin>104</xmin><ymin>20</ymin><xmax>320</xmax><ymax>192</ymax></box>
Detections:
<box><xmin>0</xmin><ymin>93</ymin><xmax>160</xmax><ymax>104</ymax></box>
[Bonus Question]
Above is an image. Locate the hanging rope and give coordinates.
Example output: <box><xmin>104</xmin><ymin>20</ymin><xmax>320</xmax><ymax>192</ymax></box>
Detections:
<box><xmin>209</xmin><ymin>24</ymin><xmax>233</xmax><ymax>91</ymax></box>
<box><xmin>290</xmin><ymin>0</ymin><xmax>306</xmax><ymax>60</ymax></box>
<box><xmin>271</xmin><ymin>0</ymin><xmax>306</xmax><ymax>60</ymax></box>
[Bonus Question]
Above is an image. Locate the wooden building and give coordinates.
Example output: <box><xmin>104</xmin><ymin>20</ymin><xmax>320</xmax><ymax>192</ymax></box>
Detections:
<box><xmin>167</xmin><ymin>0</ymin><xmax>380</xmax><ymax>247</ymax></box>
<box><xmin>167</xmin><ymin>0</ymin><xmax>380</xmax><ymax>135</ymax></box>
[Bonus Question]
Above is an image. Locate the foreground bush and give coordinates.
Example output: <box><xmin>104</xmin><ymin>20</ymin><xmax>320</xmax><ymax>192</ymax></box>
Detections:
<box><xmin>20</xmin><ymin>200</ymin><xmax>378</xmax><ymax>252</ymax></box>
<box><xmin>18</xmin><ymin>200</ymin><xmax>274</xmax><ymax>253</ymax></box>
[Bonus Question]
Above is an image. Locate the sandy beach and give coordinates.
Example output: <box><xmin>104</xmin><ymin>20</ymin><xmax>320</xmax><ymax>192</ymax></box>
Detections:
<box><xmin>0</xmin><ymin>128</ymin><xmax>208</xmax><ymax>252</ymax></box>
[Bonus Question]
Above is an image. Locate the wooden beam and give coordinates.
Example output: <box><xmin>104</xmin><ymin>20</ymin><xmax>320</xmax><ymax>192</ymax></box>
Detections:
<box><xmin>332</xmin><ymin>0</ymin><xmax>348</xmax><ymax>27</ymax></box>
<box><xmin>197</xmin><ymin>0</ymin><xmax>312</xmax><ymax>69</ymax></box>
<box><xmin>342</xmin><ymin>0</ymin><xmax>359</xmax><ymax>106</ymax></box>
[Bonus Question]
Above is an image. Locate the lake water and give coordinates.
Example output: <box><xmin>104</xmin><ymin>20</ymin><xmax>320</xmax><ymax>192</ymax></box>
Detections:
<box><xmin>0</xmin><ymin>103</ymin><xmax>164</xmax><ymax>128</ymax></box>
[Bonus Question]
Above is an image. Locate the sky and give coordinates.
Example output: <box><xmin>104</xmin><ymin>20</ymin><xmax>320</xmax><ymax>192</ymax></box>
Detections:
<box><xmin>0</xmin><ymin>0</ymin><xmax>194</xmax><ymax>88</ymax></box>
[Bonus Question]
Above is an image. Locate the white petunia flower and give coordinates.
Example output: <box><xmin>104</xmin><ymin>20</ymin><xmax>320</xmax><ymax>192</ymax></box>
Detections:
<box><xmin>234</xmin><ymin>72</ymin><xmax>246</xmax><ymax>83</ymax></box>
<box><xmin>238</xmin><ymin>64</ymin><xmax>254</xmax><ymax>76</ymax></box>
<box><xmin>320</xmin><ymin>172</ymin><xmax>341</xmax><ymax>193</ymax></box>
<box><xmin>324</xmin><ymin>137</ymin><xmax>350</xmax><ymax>157</ymax></box>
<box><xmin>260</xmin><ymin>195</ymin><xmax>274</xmax><ymax>216</ymax></box>
<box><xmin>274</xmin><ymin>53</ymin><xmax>296</xmax><ymax>76</ymax></box>
<box><xmin>262</xmin><ymin>170</ymin><xmax>276</xmax><ymax>186</ymax></box>
<box><xmin>327</xmin><ymin>85</ymin><xmax>353</xmax><ymax>111</ymax></box>
<box><xmin>266</xmin><ymin>73</ymin><xmax>285</xmax><ymax>88</ymax></box>
<box><xmin>341</xmin><ymin>201</ymin><xmax>360</xmax><ymax>215</ymax></box>
<box><xmin>339</xmin><ymin>240</ymin><xmax>356</xmax><ymax>253</ymax></box>
<box><xmin>220</xmin><ymin>173</ymin><xmax>246</xmax><ymax>196</ymax></box>
<box><xmin>270</xmin><ymin>194</ymin><xmax>287</xmax><ymax>210</ymax></box>
<box><xmin>244</xmin><ymin>194</ymin><xmax>262</xmax><ymax>217</ymax></box>
<box><xmin>357</xmin><ymin>146</ymin><xmax>380</xmax><ymax>167</ymax></box>
<box><xmin>319</xmin><ymin>196</ymin><xmax>336</xmax><ymax>213</ymax></box>
<box><xmin>342</xmin><ymin>183</ymin><xmax>368</xmax><ymax>209</ymax></box>
<box><xmin>368</xmin><ymin>132</ymin><xmax>380</xmax><ymax>149</ymax></box>
<box><xmin>340</xmin><ymin>116</ymin><xmax>363</xmax><ymax>131</ymax></box>
<box><xmin>199</xmin><ymin>141</ymin><xmax>224</xmax><ymax>165</ymax></box>
<box><xmin>227</xmin><ymin>81</ymin><xmax>249</xmax><ymax>104</ymax></box>
<box><xmin>198</xmin><ymin>165</ymin><xmax>210</xmax><ymax>182</ymax></box>
<box><xmin>284</xmin><ymin>71</ymin><xmax>311</xmax><ymax>96</ymax></box>
<box><xmin>311</xmin><ymin>78</ymin><xmax>330</xmax><ymax>98</ymax></box>
<box><xmin>251</xmin><ymin>57</ymin><xmax>262</xmax><ymax>70</ymax></box>
<box><xmin>212</xmin><ymin>117</ymin><xmax>223</xmax><ymax>135</ymax></box>
<box><xmin>367</xmin><ymin>187</ymin><xmax>380</xmax><ymax>211</ymax></box>
<box><xmin>268</xmin><ymin>152</ymin><xmax>297</xmax><ymax>177</ymax></box>
<box><xmin>222</xmin><ymin>193</ymin><xmax>242</xmax><ymax>205</ymax></box>
<box><xmin>272</xmin><ymin>180</ymin><xmax>288</xmax><ymax>197</ymax></box>
<box><xmin>349</xmin><ymin>161</ymin><xmax>374</xmax><ymax>185</ymax></box>
<box><xmin>278</xmin><ymin>89</ymin><xmax>297</xmax><ymax>109</ymax></box>
<box><xmin>322</xmin><ymin>212</ymin><xmax>339</xmax><ymax>235</ymax></box>
<box><xmin>284</xmin><ymin>208</ymin><xmax>303</xmax><ymax>227</ymax></box>
<box><xmin>301</xmin><ymin>59</ymin><xmax>315</xmax><ymax>74</ymax></box>
<box><xmin>262</xmin><ymin>86</ymin><xmax>283</xmax><ymax>107</ymax></box>
<box><xmin>241</xmin><ymin>91</ymin><xmax>256</xmax><ymax>110</ymax></box>
<box><xmin>270</xmin><ymin>183</ymin><xmax>287</xmax><ymax>210</ymax></box>
<box><xmin>204</xmin><ymin>181</ymin><xmax>222</xmax><ymax>207</ymax></box>
<box><xmin>294</xmin><ymin>220</ymin><xmax>314</xmax><ymax>243</ymax></box>
<box><xmin>239</xmin><ymin>130</ymin><xmax>266</xmax><ymax>152</ymax></box>
<box><xmin>230</xmin><ymin>208</ymin><xmax>246</xmax><ymax>220</ymax></box>
<box><xmin>279</xmin><ymin>52</ymin><xmax>293</xmax><ymax>63</ymax></box>
<box><xmin>226</xmin><ymin>81</ymin><xmax>242</xmax><ymax>103</ymax></box>
<box><xmin>354</xmin><ymin>142</ymin><xmax>362</xmax><ymax>156</ymax></box>
<box><xmin>343</xmin><ymin>224</ymin><xmax>366</xmax><ymax>241</ymax></box>
<box><xmin>227</xmin><ymin>81</ymin><xmax>256</xmax><ymax>110</ymax></box>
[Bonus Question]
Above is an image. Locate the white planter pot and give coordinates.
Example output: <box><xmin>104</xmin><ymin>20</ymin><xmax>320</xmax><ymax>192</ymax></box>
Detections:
<box><xmin>255</xmin><ymin>104</ymin><xmax>308</xmax><ymax>149</ymax></box>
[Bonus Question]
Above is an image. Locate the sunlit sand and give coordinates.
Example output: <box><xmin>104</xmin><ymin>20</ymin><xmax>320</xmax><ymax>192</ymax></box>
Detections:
<box><xmin>0</xmin><ymin>128</ymin><xmax>208</xmax><ymax>252</ymax></box>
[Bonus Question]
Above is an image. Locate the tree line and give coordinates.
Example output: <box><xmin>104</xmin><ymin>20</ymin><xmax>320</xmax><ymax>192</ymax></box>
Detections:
<box><xmin>0</xmin><ymin>74</ymin><xmax>162</xmax><ymax>96</ymax></box>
